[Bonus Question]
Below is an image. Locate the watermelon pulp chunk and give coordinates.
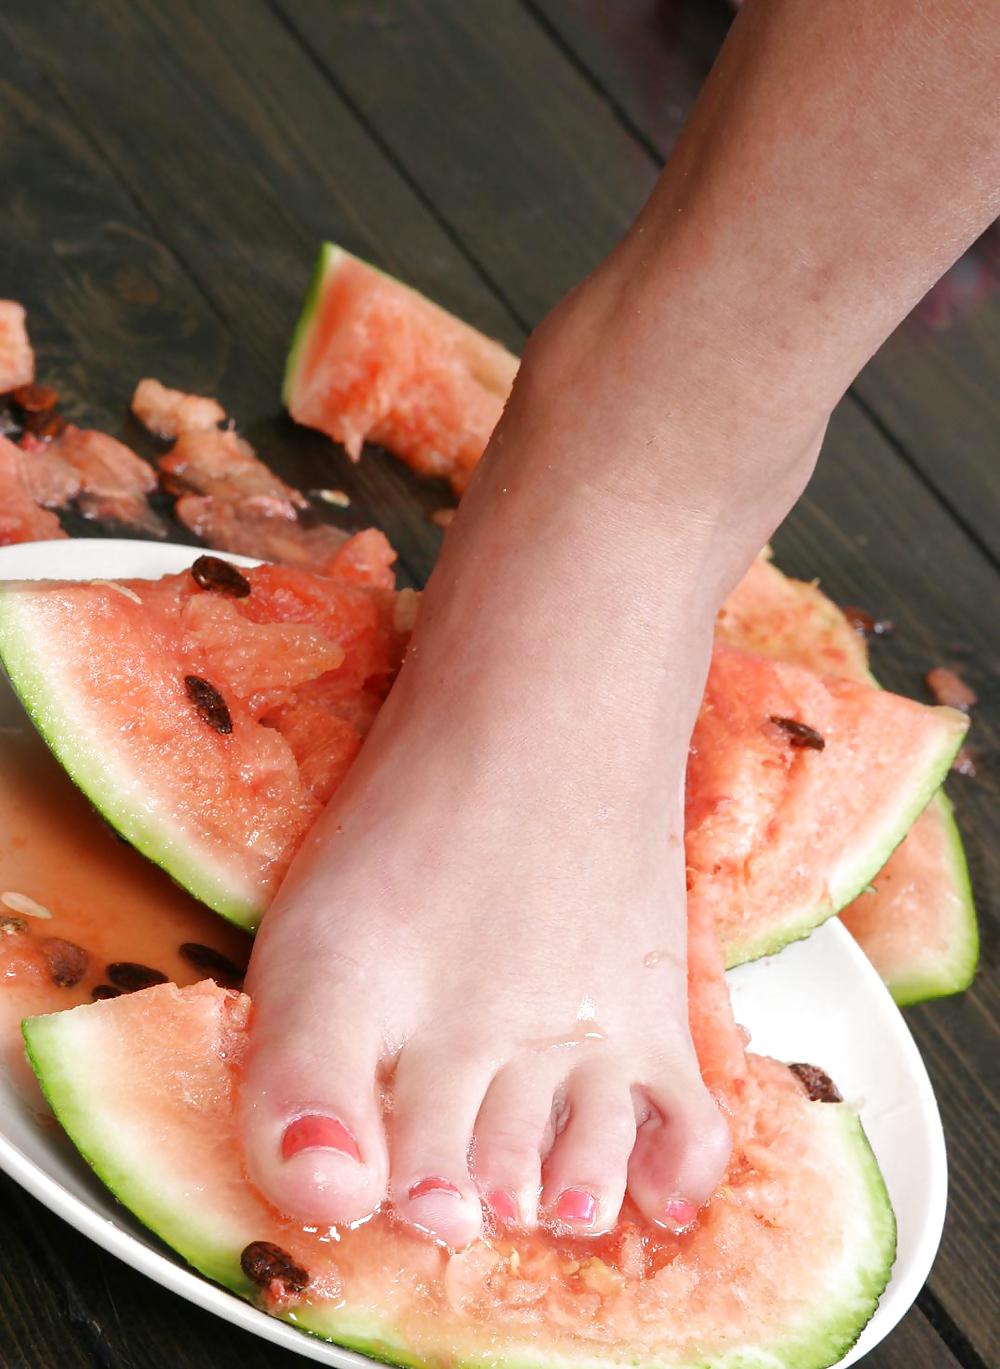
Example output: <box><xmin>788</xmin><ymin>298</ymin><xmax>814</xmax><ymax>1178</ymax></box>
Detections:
<box><xmin>0</xmin><ymin>568</ymin><xmax>966</xmax><ymax>955</ymax></box>
<box><xmin>283</xmin><ymin>243</ymin><xmax>519</xmax><ymax>495</ymax></box>
<box><xmin>23</xmin><ymin>897</ymin><xmax>897</xmax><ymax>1369</ymax></box>
<box><xmin>718</xmin><ymin>556</ymin><xmax>978</xmax><ymax>1000</ymax></box>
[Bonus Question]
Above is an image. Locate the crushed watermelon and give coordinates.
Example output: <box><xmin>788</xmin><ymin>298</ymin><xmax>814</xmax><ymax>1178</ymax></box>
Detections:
<box><xmin>0</xmin><ymin>436</ymin><xmax>66</xmax><ymax>544</ymax></box>
<box><xmin>131</xmin><ymin>377</ymin><xmax>227</xmax><ymax>440</ymax></box>
<box><xmin>718</xmin><ymin>554</ymin><xmax>978</xmax><ymax>1001</ymax></box>
<box><xmin>0</xmin><ymin>301</ymin><xmax>34</xmax><ymax>393</ymax></box>
<box><xmin>284</xmin><ymin>244</ymin><xmax>519</xmax><ymax>495</ymax></box>
<box><xmin>54</xmin><ymin>425</ymin><xmax>167</xmax><ymax>537</ymax></box>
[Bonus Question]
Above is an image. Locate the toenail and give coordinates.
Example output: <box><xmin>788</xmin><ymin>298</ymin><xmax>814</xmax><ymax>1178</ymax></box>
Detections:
<box><xmin>555</xmin><ymin>1188</ymin><xmax>596</xmax><ymax>1224</ymax></box>
<box><xmin>487</xmin><ymin>1189</ymin><xmax>518</xmax><ymax>1223</ymax></box>
<box><xmin>664</xmin><ymin>1199</ymin><xmax>699</xmax><ymax>1229</ymax></box>
<box><xmin>408</xmin><ymin>1177</ymin><xmax>462</xmax><ymax>1202</ymax></box>
<box><xmin>281</xmin><ymin>1114</ymin><xmax>362</xmax><ymax>1163</ymax></box>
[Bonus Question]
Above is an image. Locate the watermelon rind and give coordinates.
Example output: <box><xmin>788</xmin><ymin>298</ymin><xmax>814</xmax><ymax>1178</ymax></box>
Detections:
<box><xmin>23</xmin><ymin>991</ymin><xmax>895</xmax><ymax>1369</ymax></box>
<box><xmin>282</xmin><ymin>240</ymin><xmax>344</xmax><ymax>409</ymax></box>
<box><xmin>0</xmin><ymin>587</ymin><xmax>260</xmax><ymax>928</ymax></box>
<box><xmin>864</xmin><ymin>791</ymin><xmax>978</xmax><ymax>1008</ymax></box>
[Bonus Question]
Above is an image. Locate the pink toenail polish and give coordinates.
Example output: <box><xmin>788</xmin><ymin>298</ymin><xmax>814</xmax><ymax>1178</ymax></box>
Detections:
<box><xmin>555</xmin><ymin>1189</ymin><xmax>597</xmax><ymax>1224</ymax></box>
<box><xmin>664</xmin><ymin>1199</ymin><xmax>698</xmax><ymax>1229</ymax></box>
<box><xmin>281</xmin><ymin>1114</ymin><xmax>361</xmax><ymax>1163</ymax></box>
<box><xmin>487</xmin><ymin>1189</ymin><xmax>518</xmax><ymax>1223</ymax></box>
<box><xmin>408</xmin><ymin>1177</ymin><xmax>462</xmax><ymax>1202</ymax></box>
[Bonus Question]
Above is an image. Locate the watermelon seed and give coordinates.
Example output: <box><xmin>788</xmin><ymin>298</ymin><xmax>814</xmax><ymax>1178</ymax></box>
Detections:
<box><xmin>769</xmin><ymin>717</ymin><xmax>826</xmax><ymax>751</ymax></box>
<box><xmin>106</xmin><ymin>961</ymin><xmax>169</xmax><ymax>993</ymax></box>
<box><xmin>788</xmin><ymin>1063</ymin><xmax>842</xmax><ymax>1103</ymax></box>
<box><xmin>191</xmin><ymin>555</ymin><xmax>251</xmax><ymax>598</ymax></box>
<box><xmin>179</xmin><ymin>942</ymin><xmax>246</xmax><ymax>989</ymax></box>
<box><xmin>11</xmin><ymin>382</ymin><xmax>59</xmax><ymax>414</ymax></box>
<box><xmin>184</xmin><ymin>675</ymin><xmax>233</xmax><ymax>734</ymax></box>
<box><xmin>91</xmin><ymin>984</ymin><xmax>123</xmax><ymax>1001</ymax></box>
<box><xmin>1</xmin><ymin>890</ymin><xmax>53</xmax><ymax>919</ymax></box>
<box><xmin>240</xmin><ymin>1241</ymin><xmax>310</xmax><ymax>1296</ymax></box>
<box><xmin>40</xmin><ymin>938</ymin><xmax>89</xmax><ymax>988</ymax></box>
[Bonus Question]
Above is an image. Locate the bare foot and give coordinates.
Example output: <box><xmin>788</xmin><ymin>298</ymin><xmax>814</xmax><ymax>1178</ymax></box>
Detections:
<box><xmin>240</xmin><ymin>268</ymin><xmax>823</xmax><ymax>1247</ymax></box>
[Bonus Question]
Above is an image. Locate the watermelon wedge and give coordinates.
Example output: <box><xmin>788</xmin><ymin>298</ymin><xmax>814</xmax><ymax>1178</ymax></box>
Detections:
<box><xmin>718</xmin><ymin>556</ymin><xmax>978</xmax><ymax>1000</ymax></box>
<box><xmin>23</xmin><ymin>924</ymin><xmax>896</xmax><ymax>1369</ymax></box>
<box><xmin>0</xmin><ymin>568</ymin><xmax>966</xmax><ymax>954</ymax></box>
<box><xmin>283</xmin><ymin>243</ymin><xmax>519</xmax><ymax>495</ymax></box>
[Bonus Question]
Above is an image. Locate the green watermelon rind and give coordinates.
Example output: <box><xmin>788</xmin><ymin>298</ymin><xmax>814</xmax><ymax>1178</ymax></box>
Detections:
<box><xmin>720</xmin><ymin>714</ymin><xmax>966</xmax><ymax>971</ymax></box>
<box><xmin>0</xmin><ymin>589</ymin><xmax>260</xmax><ymax>930</ymax></box>
<box><xmin>880</xmin><ymin>791</ymin><xmax>978</xmax><ymax>1008</ymax></box>
<box><xmin>282</xmin><ymin>240</ymin><xmax>344</xmax><ymax>409</ymax></box>
<box><xmin>23</xmin><ymin>1002</ymin><xmax>895</xmax><ymax>1369</ymax></box>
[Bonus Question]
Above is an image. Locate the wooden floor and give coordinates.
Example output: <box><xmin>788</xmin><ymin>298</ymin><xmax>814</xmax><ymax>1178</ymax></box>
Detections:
<box><xmin>0</xmin><ymin>2</ymin><xmax>997</xmax><ymax>1365</ymax></box>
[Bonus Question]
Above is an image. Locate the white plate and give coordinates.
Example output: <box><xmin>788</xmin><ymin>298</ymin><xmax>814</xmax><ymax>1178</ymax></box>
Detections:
<box><xmin>0</xmin><ymin>538</ymin><xmax>946</xmax><ymax>1367</ymax></box>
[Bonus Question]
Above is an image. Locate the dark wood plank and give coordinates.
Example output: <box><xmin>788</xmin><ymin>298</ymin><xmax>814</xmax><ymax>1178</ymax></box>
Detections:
<box><xmin>1</xmin><ymin>1</ymin><xmax>996</xmax><ymax>1363</ymax></box>
<box><xmin>0</xmin><ymin>1174</ymin><xmax>305</xmax><ymax>1366</ymax></box>
<box><xmin>530</xmin><ymin>0</ymin><xmax>1000</xmax><ymax>564</ymax></box>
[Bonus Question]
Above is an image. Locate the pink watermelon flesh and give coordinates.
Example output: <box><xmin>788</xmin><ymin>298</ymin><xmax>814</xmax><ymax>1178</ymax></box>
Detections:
<box><xmin>0</xmin><ymin>300</ymin><xmax>34</xmax><ymax>393</ymax></box>
<box><xmin>283</xmin><ymin>243</ymin><xmax>519</xmax><ymax>495</ymax></box>
<box><xmin>23</xmin><ymin>904</ymin><xmax>896</xmax><ymax>1369</ymax></box>
<box><xmin>131</xmin><ymin>377</ymin><xmax>227</xmax><ymax>440</ymax></box>
<box><xmin>0</xmin><ymin>435</ymin><xmax>67</xmax><ymax>545</ymax></box>
<box><xmin>0</xmin><ymin>565</ymin><xmax>965</xmax><ymax>963</ymax></box>
<box><xmin>719</xmin><ymin>556</ymin><xmax>978</xmax><ymax>1000</ymax></box>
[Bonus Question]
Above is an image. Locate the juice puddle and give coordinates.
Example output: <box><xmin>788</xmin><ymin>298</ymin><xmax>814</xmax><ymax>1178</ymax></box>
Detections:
<box><xmin>0</xmin><ymin>720</ymin><xmax>251</xmax><ymax>1104</ymax></box>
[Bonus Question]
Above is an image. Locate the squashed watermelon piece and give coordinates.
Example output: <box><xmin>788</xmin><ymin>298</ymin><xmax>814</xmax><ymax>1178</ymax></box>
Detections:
<box><xmin>23</xmin><ymin>921</ymin><xmax>896</xmax><ymax>1369</ymax></box>
<box><xmin>0</xmin><ymin>564</ymin><xmax>965</xmax><ymax>956</ymax></box>
<box><xmin>718</xmin><ymin>555</ymin><xmax>978</xmax><ymax>1000</ymax></box>
<box><xmin>13</xmin><ymin>441</ymin><xmax>81</xmax><ymax>509</ymax></box>
<box><xmin>55</xmin><ymin>425</ymin><xmax>166</xmax><ymax>537</ymax></box>
<box><xmin>159</xmin><ymin>426</ymin><xmax>307</xmax><ymax>508</ymax></box>
<box><xmin>131</xmin><ymin>377</ymin><xmax>227</xmax><ymax>440</ymax></box>
<box><xmin>0</xmin><ymin>301</ymin><xmax>34</xmax><ymax>393</ymax></box>
<box><xmin>284</xmin><ymin>243</ymin><xmax>518</xmax><ymax>495</ymax></box>
<box><xmin>0</xmin><ymin>563</ymin><xmax>406</xmax><ymax>928</ymax></box>
<box><xmin>691</xmin><ymin>647</ymin><xmax>965</xmax><ymax>965</ymax></box>
<box><xmin>0</xmin><ymin>436</ymin><xmax>66</xmax><ymax>544</ymax></box>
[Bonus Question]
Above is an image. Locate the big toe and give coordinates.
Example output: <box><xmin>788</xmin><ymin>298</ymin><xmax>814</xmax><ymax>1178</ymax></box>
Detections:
<box><xmin>240</xmin><ymin>991</ymin><xmax>389</xmax><ymax>1226</ymax></box>
<box><xmin>627</xmin><ymin>1067</ymin><xmax>731</xmax><ymax>1230</ymax></box>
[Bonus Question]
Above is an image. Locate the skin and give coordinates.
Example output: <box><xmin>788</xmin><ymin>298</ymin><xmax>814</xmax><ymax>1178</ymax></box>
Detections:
<box><xmin>241</xmin><ymin>0</ymin><xmax>1000</xmax><ymax>1248</ymax></box>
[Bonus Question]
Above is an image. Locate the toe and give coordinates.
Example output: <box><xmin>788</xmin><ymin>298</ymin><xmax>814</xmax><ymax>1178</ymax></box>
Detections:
<box><xmin>390</xmin><ymin>1040</ymin><xmax>495</xmax><ymax>1248</ymax></box>
<box><xmin>540</xmin><ymin>1059</ymin><xmax>636</xmax><ymax>1235</ymax></box>
<box><xmin>240</xmin><ymin>993</ymin><xmax>388</xmax><ymax>1227</ymax></box>
<box><xmin>627</xmin><ymin>1068</ymin><xmax>731</xmax><ymax>1229</ymax></box>
<box><xmin>472</xmin><ymin>1057</ymin><xmax>560</xmax><ymax>1228</ymax></box>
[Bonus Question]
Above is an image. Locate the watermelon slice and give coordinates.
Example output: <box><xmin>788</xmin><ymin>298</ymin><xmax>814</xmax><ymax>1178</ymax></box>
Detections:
<box><xmin>718</xmin><ymin>556</ymin><xmax>978</xmax><ymax>1000</ymax></box>
<box><xmin>283</xmin><ymin>243</ymin><xmax>519</xmax><ymax>495</ymax></box>
<box><xmin>0</xmin><ymin>563</ymin><xmax>406</xmax><ymax>929</ymax></box>
<box><xmin>22</xmin><ymin>913</ymin><xmax>896</xmax><ymax>1369</ymax></box>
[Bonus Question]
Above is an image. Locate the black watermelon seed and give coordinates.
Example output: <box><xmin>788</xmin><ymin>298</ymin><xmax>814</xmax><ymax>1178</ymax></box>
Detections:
<box><xmin>40</xmin><ymin>938</ymin><xmax>89</xmax><ymax>988</ymax></box>
<box><xmin>191</xmin><ymin>555</ymin><xmax>251</xmax><ymax>598</ymax></box>
<box><xmin>91</xmin><ymin>984</ymin><xmax>123</xmax><ymax>1001</ymax></box>
<box><xmin>184</xmin><ymin>675</ymin><xmax>233</xmax><ymax>734</ymax></box>
<box><xmin>769</xmin><ymin>716</ymin><xmax>826</xmax><ymax>751</ymax></box>
<box><xmin>179</xmin><ymin>942</ymin><xmax>246</xmax><ymax>989</ymax></box>
<box><xmin>0</xmin><ymin>915</ymin><xmax>28</xmax><ymax>936</ymax></box>
<box><xmin>240</xmin><ymin>1241</ymin><xmax>310</xmax><ymax>1296</ymax></box>
<box><xmin>789</xmin><ymin>1062</ymin><xmax>842</xmax><ymax>1103</ymax></box>
<box><xmin>106</xmin><ymin>961</ymin><xmax>169</xmax><ymax>993</ymax></box>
